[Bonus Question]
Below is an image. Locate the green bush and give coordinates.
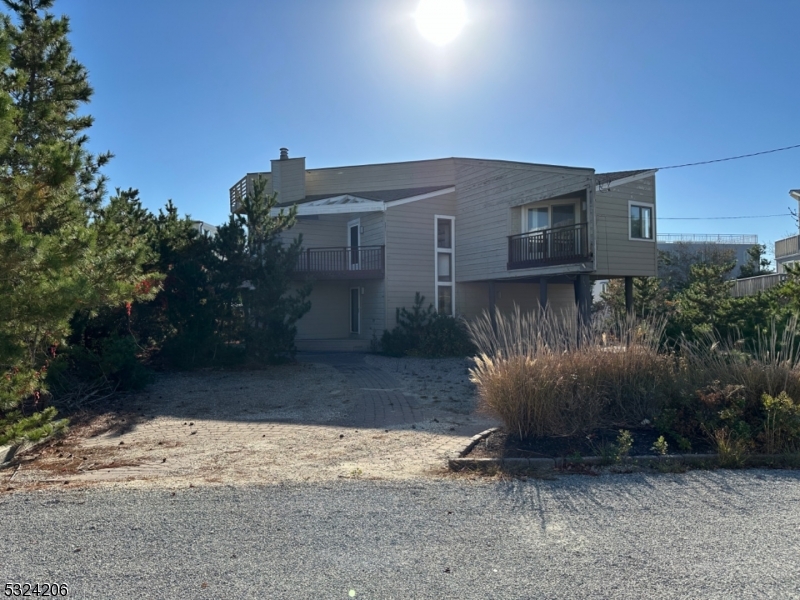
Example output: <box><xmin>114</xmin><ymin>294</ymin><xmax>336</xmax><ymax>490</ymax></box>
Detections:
<box><xmin>380</xmin><ymin>293</ymin><xmax>474</xmax><ymax>358</ymax></box>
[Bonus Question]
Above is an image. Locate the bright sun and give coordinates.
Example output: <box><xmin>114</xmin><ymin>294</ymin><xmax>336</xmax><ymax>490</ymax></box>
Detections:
<box><xmin>415</xmin><ymin>0</ymin><xmax>467</xmax><ymax>46</ymax></box>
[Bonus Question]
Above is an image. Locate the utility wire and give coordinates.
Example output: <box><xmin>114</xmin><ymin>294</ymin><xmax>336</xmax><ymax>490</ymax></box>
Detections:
<box><xmin>659</xmin><ymin>213</ymin><xmax>791</xmax><ymax>220</ymax></box>
<box><xmin>655</xmin><ymin>143</ymin><xmax>800</xmax><ymax>170</ymax></box>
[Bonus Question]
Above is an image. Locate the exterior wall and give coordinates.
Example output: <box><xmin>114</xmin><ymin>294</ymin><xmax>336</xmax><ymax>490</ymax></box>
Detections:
<box><xmin>384</xmin><ymin>191</ymin><xmax>457</xmax><ymax>328</ymax></box>
<box><xmin>305</xmin><ymin>159</ymin><xmax>456</xmax><ymax>196</ymax></box>
<box><xmin>454</xmin><ymin>159</ymin><xmax>595</xmax><ymax>282</ymax></box>
<box><xmin>270</xmin><ymin>157</ymin><xmax>306</xmax><ymax>204</ymax></box>
<box><xmin>293</xmin><ymin>280</ymin><xmax>384</xmax><ymax>351</ymax></box>
<box><xmin>286</xmin><ymin>215</ymin><xmax>350</xmax><ymax>247</ymax></box>
<box><xmin>457</xmin><ymin>282</ymin><xmax>575</xmax><ymax>321</ymax></box>
<box><xmin>594</xmin><ymin>175</ymin><xmax>658</xmax><ymax>278</ymax></box>
<box><xmin>282</xmin><ymin>212</ymin><xmax>385</xmax><ymax>249</ymax></box>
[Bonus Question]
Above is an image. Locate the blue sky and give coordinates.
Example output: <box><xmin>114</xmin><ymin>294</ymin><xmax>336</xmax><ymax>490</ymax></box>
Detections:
<box><xmin>55</xmin><ymin>0</ymin><xmax>800</xmax><ymax>257</ymax></box>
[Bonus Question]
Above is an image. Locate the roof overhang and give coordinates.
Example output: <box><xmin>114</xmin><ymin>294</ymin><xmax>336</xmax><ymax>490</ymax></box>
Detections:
<box><xmin>595</xmin><ymin>169</ymin><xmax>658</xmax><ymax>192</ymax></box>
<box><xmin>270</xmin><ymin>186</ymin><xmax>456</xmax><ymax>216</ymax></box>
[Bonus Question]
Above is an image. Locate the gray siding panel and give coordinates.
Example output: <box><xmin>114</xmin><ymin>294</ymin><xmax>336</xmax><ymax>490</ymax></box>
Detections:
<box><xmin>384</xmin><ymin>192</ymin><xmax>457</xmax><ymax>327</ymax></box>
<box><xmin>594</xmin><ymin>175</ymin><xmax>658</xmax><ymax>277</ymax></box>
<box><xmin>457</xmin><ymin>282</ymin><xmax>575</xmax><ymax>321</ymax></box>
<box><xmin>454</xmin><ymin>160</ymin><xmax>594</xmax><ymax>282</ymax></box>
<box><xmin>294</xmin><ymin>280</ymin><xmax>385</xmax><ymax>343</ymax></box>
<box><xmin>294</xmin><ymin>282</ymin><xmax>350</xmax><ymax>340</ymax></box>
<box><xmin>305</xmin><ymin>159</ymin><xmax>456</xmax><ymax>196</ymax></box>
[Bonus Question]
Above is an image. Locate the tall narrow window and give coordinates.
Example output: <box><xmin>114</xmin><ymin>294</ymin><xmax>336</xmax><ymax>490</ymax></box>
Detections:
<box><xmin>435</xmin><ymin>216</ymin><xmax>455</xmax><ymax>316</ymax></box>
<box><xmin>629</xmin><ymin>203</ymin><xmax>654</xmax><ymax>240</ymax></box>
<box><xmin>350</xmin><ymin>288</ymin><xmax>360</xmax><ymax>333</ymax></box>
<box><xmin>348</xmin><ymin>218</ymin><xmax>360</xmax><ymax>268</ymax></box>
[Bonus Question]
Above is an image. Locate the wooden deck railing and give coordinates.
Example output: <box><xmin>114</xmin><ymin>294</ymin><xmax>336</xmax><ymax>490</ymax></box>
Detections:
<box><xmin>731</xmin><ymin>273</ymin><xmax>787</xmax><ymax>297</ymax></box>
<box><xmin>295</xmin><ymin>246</ymin><xmax>385</xmax><ymax>279</ymax></box>
<box><xmin>508</xmin><ymin>222</ymin><xmax>590</xmax><ymax>270</ymax></box>
<box><xmin>229</xmin><ymin>176</ymin><xmax>247</xmax><ymax>213</ymax></box>
<box><xmin>775</xmin><ymin>235</ymin><xmax>800</xmax><ymax>259</ymax></box>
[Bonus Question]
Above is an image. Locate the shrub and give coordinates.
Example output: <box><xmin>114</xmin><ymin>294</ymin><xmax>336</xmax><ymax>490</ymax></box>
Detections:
<box><xmin>761</xmin><ymin>392</ymin><xmax>800</xmax><ymax>454</ymax></box>
<box><xmin>467</xmin><ymin>308</ymin><xmax>678</xmax><ymax>438</ymax></box>
<box><xmin>380</xmin><ymin>293</ymin><xmax>474</xmax><ymax>358</ymax></box>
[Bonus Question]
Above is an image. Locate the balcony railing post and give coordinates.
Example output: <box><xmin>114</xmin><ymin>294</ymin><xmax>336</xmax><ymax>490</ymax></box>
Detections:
<box><xmin>507</xmin><ymin>222</ymin><xmax>590</xmax><ymax>270</ymax></box>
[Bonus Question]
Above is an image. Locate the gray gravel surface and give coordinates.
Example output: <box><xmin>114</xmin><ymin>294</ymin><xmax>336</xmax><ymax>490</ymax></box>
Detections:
<box><xmin>3</xmin><ymin>470</ymin><xmax>800</xmax><ymax>599</ymax></box>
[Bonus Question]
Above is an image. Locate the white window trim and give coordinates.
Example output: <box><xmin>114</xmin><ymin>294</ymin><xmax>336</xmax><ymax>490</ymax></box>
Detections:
<box><xmin>349</xmin><ymin>287</ymin><xmax>360</xmax><ymax>334</ymax></box>
<box><xmin>628</xmin><ymin>201</ymin><xmax>655</xmax><ymax>242</ymax></box>
<box><xmin>434</xmin><ymin>215</ymin><xmax>456</xmax><ymax>316</ymax></box>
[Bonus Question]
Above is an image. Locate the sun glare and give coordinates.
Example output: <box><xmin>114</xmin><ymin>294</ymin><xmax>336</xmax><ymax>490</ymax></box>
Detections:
<box><xmin>415</xmin><ymin>0</ymin><xmax>467</xmax><ymax>46</ymax></box>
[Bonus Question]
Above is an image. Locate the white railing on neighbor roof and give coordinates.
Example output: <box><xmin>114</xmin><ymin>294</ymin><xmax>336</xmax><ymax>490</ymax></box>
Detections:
<box><xmin>658</xmin><ymin>233</ymin><xmax>758</xmax><ymax>245</ymax></box>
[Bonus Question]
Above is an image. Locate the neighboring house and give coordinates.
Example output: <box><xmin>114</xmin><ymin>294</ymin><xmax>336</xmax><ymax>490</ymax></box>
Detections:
<box><xmin>775</xmin><ymin>189</ymin><xmax>800</xmax><ymax>273</ymax></box>
<box><xmin>732</xmin><ymin>188</ymin><xmax>798</xmax><ymax>297</ymax></box>
<box><xmin>230</xmin><ymin>149</ymin><xmax>658</xmax><ymax>351</ymax></box>
<box><xmin>657</xmin><ymin>233</ymin><xmax>757</xmax><ymax>278</ymax></box>
<box><xmin>192</xmin><ymin>220</ymin><xmax>218</xmax><ymax>237</ymax></box>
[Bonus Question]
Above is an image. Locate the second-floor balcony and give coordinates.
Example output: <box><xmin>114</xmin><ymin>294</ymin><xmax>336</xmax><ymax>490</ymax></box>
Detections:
<box><xmin>294</xmin><ymin>245</ymin><xmax>385</xmax><ymax>280</ymax></box>
<box><xmin>776</xmin><ymin>235</ymin><xmax>800</xmax><ymax>260</ymax></box>
<box><xmin>508</xmin><ymin>222</ymin><xmax>590</xmax><ymax>270</ymax></box>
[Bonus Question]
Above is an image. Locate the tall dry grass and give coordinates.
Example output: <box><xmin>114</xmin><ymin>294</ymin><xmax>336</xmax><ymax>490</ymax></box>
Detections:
<box><xmin>467</xmin><ymin>307</ymin><xmax>679</xmax><ymax>438</ymax></box>
<box><xmin>682</xmin><ymin>315</ymin><xmax>800</xmax><ymax>408</ymax></box>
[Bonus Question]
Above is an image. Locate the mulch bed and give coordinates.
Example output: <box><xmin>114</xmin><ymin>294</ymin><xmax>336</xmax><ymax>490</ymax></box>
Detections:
<box><xmin>467</xmin><ymin>427</ymin><xmax>713</xmax><ymax>460</ymax></box>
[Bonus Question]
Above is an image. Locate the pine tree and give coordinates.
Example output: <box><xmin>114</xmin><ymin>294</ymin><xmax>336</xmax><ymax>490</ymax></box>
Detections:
<box><xmin>737</xmin><ymin>243</ymin><xmax>772</xmax><ymax>279</ymax></box>
<box><xmin>0</xmin><ymin>0</ymin><xmax>155</xmax><ymax>443</ymax></box>
<box><xmin>215</xmin><ymin>177</ymin><xmax>311</xmax><ymax>363</ymax></box>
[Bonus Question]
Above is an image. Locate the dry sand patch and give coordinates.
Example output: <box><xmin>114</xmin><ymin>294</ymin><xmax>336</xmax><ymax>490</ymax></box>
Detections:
<box><xmin>4</xmin><ymin>357</ymin><xmax>498</xmax><ymax>492</ymax></box>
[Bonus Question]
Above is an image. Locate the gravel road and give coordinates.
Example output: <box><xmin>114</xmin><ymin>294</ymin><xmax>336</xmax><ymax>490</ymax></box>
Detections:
<box><xmin>4</xmin><ymin>470</ymin><xmax>800</xmax><ymax>599</ymax></box>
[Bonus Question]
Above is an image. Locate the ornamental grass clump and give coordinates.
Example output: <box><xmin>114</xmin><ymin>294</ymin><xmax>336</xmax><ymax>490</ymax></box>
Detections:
<box><xmin>467</xmin><ymin>307</ymin><xmax>678</xmax><ymax>439</ymax></box>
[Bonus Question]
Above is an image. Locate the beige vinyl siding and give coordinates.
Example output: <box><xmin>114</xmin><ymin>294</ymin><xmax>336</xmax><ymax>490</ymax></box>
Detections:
<box><xmin>384</xmin><ymin>192</ymin><xmax>457</xmax><ymax>327</ymax></box>
<box><xmin>294</xmin><ymin>280</ymin><xmax>385</xmax><ymax>344</ymax></box>
<box><xmin>237</xmin><ymin>172</ymin><xmax>272</xmax><ymax>202</ymax></box>
<box><xmin>359</xmin><ymin>280</ymin><xmax>385</xmax><ymax>340</ymax></box>
<box><xmin>454</xmin><ymin>159</ymin><xmax>594</xmax><ymax>282</ymax></box>
<box><xmin>360</xmin><ymin>212</ymin><xmax>385</xmax><ymax>247</ymax></box>
<box><xmin>271</xmin><ymin>157</ymin><xmax>305</xmax><ymax>203</ymax></box>
<box><xmin>284</xmin><ymin>212</ymin><xmax>385</xmax><ymax>249</ymax></box>
<box><xmin>284</xmin><ymin>215</ymin><xmax>350</xmax><ymax>248</ymax></box>
<box><xmin>294</xmin><ymin>282</ymin><xmax>350</xmax><ymax>340</ymax></box>
<box><xmin>305</xmin><ymin>159</ymin><xmax>456</xmax><ymax>196</ymax></box>
<box><xmin>594</xmin><ymin>175</ymin><xmax>658</xmax><ymax>277</ymax></box>
<box><xmin>456</xmin><ymin>282</ymin><xmax>489</xmax><ymax>319</ymax></box>
<box><xmin>456</xmin><ymin>282</ymin><xmax>575</xmax><ymax>321</ymax></box>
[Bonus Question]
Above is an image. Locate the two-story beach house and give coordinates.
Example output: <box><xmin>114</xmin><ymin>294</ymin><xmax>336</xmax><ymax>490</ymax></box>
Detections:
<box><xmin>229</xmin><ymin>149</ymin><xmax>658</xmax><ymax>351</ymax></box>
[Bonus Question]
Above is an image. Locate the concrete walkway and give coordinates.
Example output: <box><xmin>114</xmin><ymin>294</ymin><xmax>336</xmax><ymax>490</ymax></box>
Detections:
<box><xmin>302</xmin><ymin>353</ymin><xmax>427</xmax><ymax>428</ymax></box>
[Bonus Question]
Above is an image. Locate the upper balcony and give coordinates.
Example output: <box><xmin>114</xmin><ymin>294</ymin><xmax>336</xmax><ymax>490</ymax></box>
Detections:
<box><xmin>294</xmin><ymin>246</ymin><xmax>385</xmax><ymax>280</ymax></box>
<box><xmin>229</xmin><ymin>173</ymin><xmax>270</xmax><ymax>214</ymax></box>
<box><xmin>507</xmin><ymin>222</ymin><xmax>590</xmax><ymax>270</ymax></box>
<box><xmin>775</xmin><ymin>235</ymin><xmax>800</xmax><ymax>260</ymax></box>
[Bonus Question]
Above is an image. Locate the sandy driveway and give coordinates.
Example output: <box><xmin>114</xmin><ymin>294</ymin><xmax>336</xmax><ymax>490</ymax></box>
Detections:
<box><xmin>4</xmin><ymin>354</ymin><xmax>498</xmax><ymax>491</ymax></box>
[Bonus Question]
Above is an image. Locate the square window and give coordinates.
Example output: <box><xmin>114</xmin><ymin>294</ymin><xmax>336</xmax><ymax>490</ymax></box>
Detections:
<box><xmin>630</xmin><ymin>204</ymin><xmax>653</xmax><ymax>240</ymax></box>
